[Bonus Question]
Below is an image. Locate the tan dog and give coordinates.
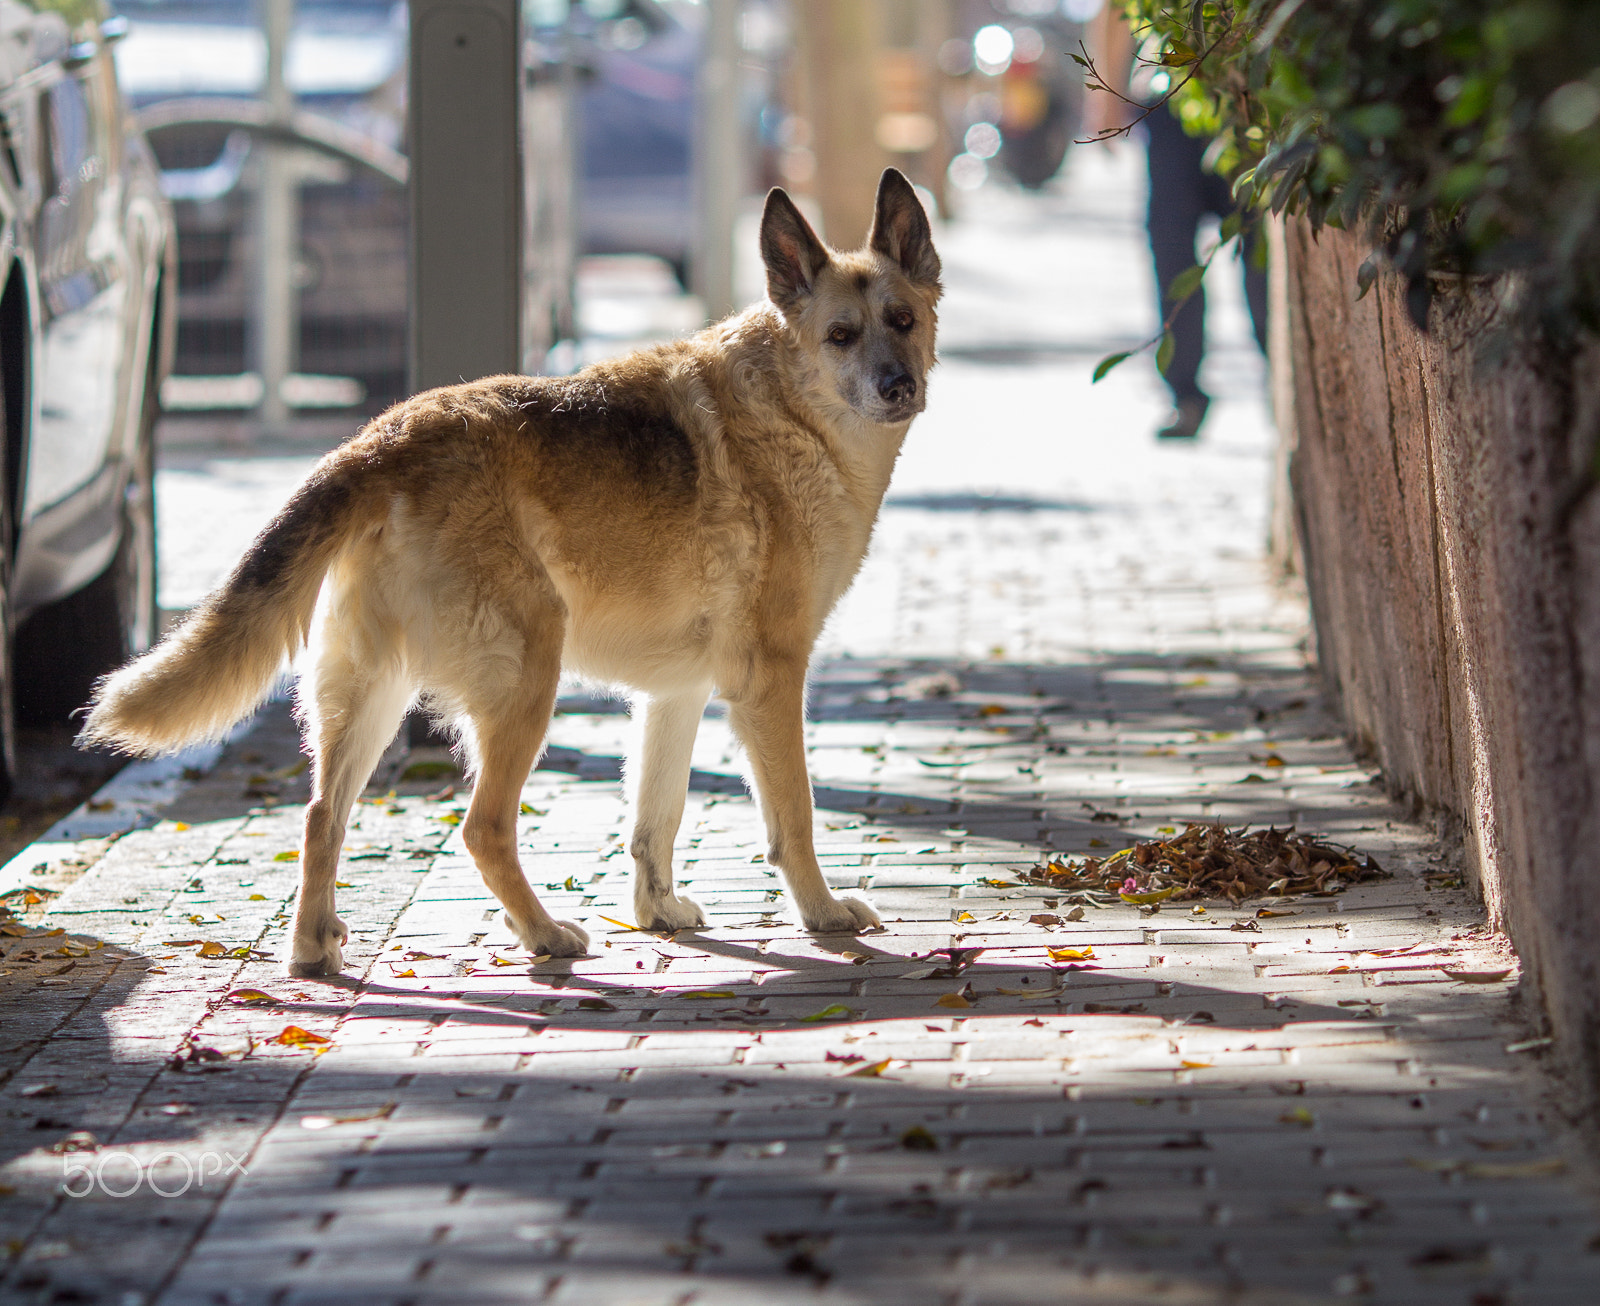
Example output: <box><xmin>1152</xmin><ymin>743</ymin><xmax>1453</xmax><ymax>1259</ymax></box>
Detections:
<box><xmin>81</xmin><ymin>168</ymin><xmax>941</xmax><ymax>977</ymax></box>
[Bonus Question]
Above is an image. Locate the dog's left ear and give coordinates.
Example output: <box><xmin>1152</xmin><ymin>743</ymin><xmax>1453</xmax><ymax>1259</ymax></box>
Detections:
<box><xmin>868</xmin><ymin>168</ymin><xmax>941</xmax><ymax>290</ymax></box>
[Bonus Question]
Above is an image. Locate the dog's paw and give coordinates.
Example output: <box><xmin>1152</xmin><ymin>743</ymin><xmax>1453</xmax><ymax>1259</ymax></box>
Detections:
<box><xmin>288</xmin><ymin>914</ymin><xmax>348</xmax><ymax>977</ymax></box>
<box><xmin>636</xmin><ymin>894</ymin><xmax>708</xmax><ymax>933</ymax></box>
<box><xmin>800</xmin><ymin>894</ymin><xmax>881</xmax><ymax>934</ymax></box>
<box><xmin>510</xmin><ymin>915</ymin><xmax>590</xmax><ymax>958</ymax></box>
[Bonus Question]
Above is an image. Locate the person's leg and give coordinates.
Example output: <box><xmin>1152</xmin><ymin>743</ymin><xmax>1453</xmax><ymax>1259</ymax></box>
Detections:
<box><xmin>1145</xmin><ymin>109</ymin><xmax>1210</xmax><ymax>436</ymax></box>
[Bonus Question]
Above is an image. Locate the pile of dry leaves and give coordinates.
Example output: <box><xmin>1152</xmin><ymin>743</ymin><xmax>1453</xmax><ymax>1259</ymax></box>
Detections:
<box><xmin>1020</xmin><ymin>823</ymin><xmax>1386</xmax><ymax>905</ymax></box>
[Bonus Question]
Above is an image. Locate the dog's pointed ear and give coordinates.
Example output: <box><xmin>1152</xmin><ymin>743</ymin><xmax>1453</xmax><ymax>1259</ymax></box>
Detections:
<box><xmin>868</xmin><ymin>168</ymin><xmax>940</xmax><ymax>290</ymax></box>
<box><xmin>760</xmin><ymin>187</ymin><xmax>829</xmax><ymax>313</ymax></box>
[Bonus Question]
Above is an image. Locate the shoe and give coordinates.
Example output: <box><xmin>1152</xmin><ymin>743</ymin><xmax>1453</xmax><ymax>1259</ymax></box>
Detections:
<box><xmin>1156</xmin><ymin>394</ymin><xmax>1209</xmax><ymax>440</ymax></box>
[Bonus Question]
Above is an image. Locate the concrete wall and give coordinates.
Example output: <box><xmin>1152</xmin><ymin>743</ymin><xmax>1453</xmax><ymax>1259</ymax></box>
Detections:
<box><xmin>1282</xmin><ymin>217</ymin><xmax>1600</xmax><ymax>1098</ymax></box>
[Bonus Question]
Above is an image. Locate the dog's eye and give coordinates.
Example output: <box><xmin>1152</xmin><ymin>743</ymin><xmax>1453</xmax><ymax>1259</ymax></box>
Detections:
<box><xmin>827</xmin><ymin>325</ymin><xmax>856</xmax><ymax>345</ymax></box>
<box><xmin>889</xmin><ymin>310</ymin><xmax>914</xmax><ymax>331</ymax></box>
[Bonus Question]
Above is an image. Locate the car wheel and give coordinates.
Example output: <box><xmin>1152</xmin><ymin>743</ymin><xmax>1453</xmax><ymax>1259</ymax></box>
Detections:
<box><xmin>14</xmin><ymin>361</ymin><xmax>158</xmax><ymax>726</ymax></box>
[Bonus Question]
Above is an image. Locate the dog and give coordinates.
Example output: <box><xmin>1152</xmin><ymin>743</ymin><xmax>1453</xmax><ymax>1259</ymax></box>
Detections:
<box><xmin>80</xmin><ymin>167</ymin><xmax>941</xmax><ymax>977</ymax></box>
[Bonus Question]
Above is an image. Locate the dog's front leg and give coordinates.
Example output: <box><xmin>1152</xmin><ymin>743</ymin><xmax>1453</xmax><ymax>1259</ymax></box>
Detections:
<box><xmin>728</xmin><ymin>669</ymin><xmax>881</xmax><ymax>933</ymax></box>
<box><xmin>628</xmin><ymin>688</ymin><xmax>712</xmax><ymax>932</ymax></box>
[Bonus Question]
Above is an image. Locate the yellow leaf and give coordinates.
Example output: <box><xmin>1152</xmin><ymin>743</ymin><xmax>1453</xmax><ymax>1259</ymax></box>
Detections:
<box><xmin>597</xmin><ymin>914</ymin><xmax>644</xmax><ymax>932</ymax></box>
<box><xmin>227</xmin><ymin>989</ymin><xmax>275</xmax><ymax>1003</ymax></box>
<box><xmin>1047</xmin><ymin>946</ymin><xmax>1095</xmax><ymax>962</ymax></box>
<box><xmin>273</xmin><ymin>850</ymin><xmax>300</xmax><ymax>862</ymax></box>
<box><xmin>978</xmin><ymin>877</ymin><xmax>1013</xmax><ymax>888</ymax></box>
<box><xmin>977</xmin><ymin>704</ymin><xmax>1006</xmax><ymax>717</ymax></box>
<box><xmin>247</xmin><ymin>894</ymin><xmax>267</xmax><ymax>901</ymax></box>
<box><xmin>954</xmin><ymin>911</ymin><xmax>975</xmax><ymax>923</ymax></box>
<box><xmin>1119</xmin><ymin>887</ymin><xmax>1179</xmax><ymax>905</ymax></box>
<box><xmin>196</xmin><ymin>941</ymin><xmax>226</xmax><ymax>958</ymax></box>
<box><xmin>394</xmin><ymin>968</ymin><xmax>417</xmax><ymax>978</ymax></box>
<box><xmin>519</xmin><ymin>802</ymin><xmax>547</xmax><ymax>816</ymax></box>
<box><xmin>1444</xmin><ymin>968</ymin><xmax>1513</xmax><ymax>983</ymax></box>
<box><xmin>271</xmin><ymin>1025</ymin><xmax>333</xmax><ymax>1047</ymax></box>
<box><xmin>1279</xmin><ymin>1107</ymin><xmax>1316</xmax><ymax>1127</ymax></box>
<box><xmin>936</xmin><ymin>992</ymin><xmax>972</xmax><ymax>1009</ymax></box>
<box><xmin>437</xmin><ymin>811</ymin><xmax>462</xmax><ymax>826</ymax></box>
<box><xmin>799</xmin><ymin>1004</ymin><xmax>856</xmax><ymax>1022</ymax></box>
<box><xmin>489</xmin><ymin>956</ymin><xmax>519</xmax><ymax>967</ymax></box>
<box><xmin>845</xmin><ymin>1058</ymin><xmax>893</xmax><ymax>1078</ymax></box>
<box><xmin>334</xmin><ymin>881</ymin><xmax>352</xmax><ymax>889</ymax></box>
<box><xmin>680</xmin><ymin>989</ymin><xmax>736</xmax><ymax>999</ymax></box>
<box><xmin>1180</xmin><ymin>1059</ymin><xmax>1211</xmax><ymax>1069</ymax></box>
<box><xmin>1329</xmin><ymin>964</ymin><xmax>1352</xmax><ymax>973</ymax></box>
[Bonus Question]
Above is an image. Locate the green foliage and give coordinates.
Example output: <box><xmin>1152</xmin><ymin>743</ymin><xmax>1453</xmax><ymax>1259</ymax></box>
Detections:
<box><xmin>1120</xmin><ymin>0</ymin><xmax>1600</xmax><ymax>337</ymax></box>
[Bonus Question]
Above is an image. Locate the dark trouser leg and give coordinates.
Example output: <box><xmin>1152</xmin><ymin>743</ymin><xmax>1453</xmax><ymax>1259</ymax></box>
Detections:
<box><xmin>1145</xmin><ymin>110</ymin><xmax>1209</xmax><ymax>404</ymax></box>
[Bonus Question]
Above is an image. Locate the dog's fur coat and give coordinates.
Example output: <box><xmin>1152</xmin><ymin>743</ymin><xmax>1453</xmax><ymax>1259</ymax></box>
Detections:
<box><xmin>81</xmin><ymin>169</ymin><xmax>941</xmax><ymax>975</ymax></box>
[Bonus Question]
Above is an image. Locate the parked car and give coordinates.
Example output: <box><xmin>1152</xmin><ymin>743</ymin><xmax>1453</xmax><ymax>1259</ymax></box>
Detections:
<box><xmin>115</xmin><ymin>0</ymin><xmax>697</xmax><ymax>411</ymax></box>
<box><xmin>0</xmin><ymin>0</ymin><xmax>175</xmax><ymax>797</ymax></box>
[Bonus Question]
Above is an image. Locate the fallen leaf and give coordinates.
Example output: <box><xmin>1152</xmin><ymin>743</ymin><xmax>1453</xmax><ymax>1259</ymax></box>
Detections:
<box><xmin>954</xmin><ymin>911</ymin><xmax>975</xmax><ymax>923</ymax></box>
<box><xmin>680</xmin><ymin>990</ymin><xmax>737</xmax><ymax>999</ymax></box>
<box><xmin>227</xmin><ymin>989</ymin><xmax>275</xmax><ymax>1003</ymax></box>
<box><xmin>577</xmin><ymin>998</ymin><xmax>617</xmax><ymax>1011</ymax></box>
<box><xmin>1119</xmin><ymin>887</ymin><xmax>1179</xmax><ymax>906</ymax></box>
<box><xmin>270</xmin><ymin>1025</ymin><xmax>333</xmax><ymax>1047</ymax></box>
<box><xmin>845</xmin><ymin>1059</ymin><xmax>893</xmax><ymax>1078</ymax></box>
<box><xmin>1279</xmin><ymin>1107</ymin><xmax>1316</xmax><ymax>1127</ymax></box>
<box><xmin>978</xmin><ymin>877</ymin><xmax>1013</xmax><ymax>889</ymax></box>
<box><xmin>247</xmin><ymin>893</ymin><xmax>267</xmax><ymax>901</ymax></box>
<box><xmin>1047</xmin><ymin>946</ymin><xmax>1095</xmax><ymax>962</ymax></box>
<box><xmin>196</xmin><ymin>941</ymin><xmax>226</xmax><ymax>958</ymax></box>
<box><xmin>1065</xmin><ymin>906</ymin><xmax>1086</xmax><ymax>922</ymax></box>
<box><xmin>519</xmin><ymin>802</ymin><xmax>547</xmax><ymax>816</ymax></box>
<box><xmin>935</xmin><ymin>991</ymin><xmax>972</xmax><ymax>1009</ymax></box>
<box><xmin>1443</xmin><ymin>968</ymin><xmax>1513</xmax><ymax>984</ymax></box>
<box><xmin>900</xmin><ymin>1124</ymin><xmax>938</xmax><ymax>1151</ymax></box>
<box><xmin>838</xmin><ymin>951</ymin><xmax>870</xmax><ymax>965</ymax></box>
<box><xmin>393</xmin><ymin>968</ymin><xmax>417</xmax><ymax>978</ymax></box>
<box><xmin>1029</xmin><ymin>913</ymin><xmax>1061</xmax><ymax>926</ymax></box>
<box><xmin>1179</xmin><ymin>1059</ymin><xmax>1211</xmax><ymax>1069</ymax></box>
<box><xmin>824</xmin><ymin>1050</ymin><xmax>863</xmax><ymax>1065</ymax></box>
<box><xmin>800</xmin><ymin>1004</ymin><xmax>856</xmax><ymax>1022</ymax></box>
<box><xmin>597</xmin><ymin>914</ymin><xmax>644</xmax><ymax>932</ymax></box>
<box><xmin>1256</xmin><ymin>908</ymin><xmax>1297</xmax><ymax>919</ymax></box>
<box><xmin>273</xmin><ymin>850</ymin><xmax>300</xmax><ymax>862</ymax></box>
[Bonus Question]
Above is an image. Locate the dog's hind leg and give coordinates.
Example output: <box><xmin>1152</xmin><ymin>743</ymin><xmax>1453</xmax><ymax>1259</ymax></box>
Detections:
<box><xmin>629</xmin><ymin>688</ymin><xmax>712</xmax><ymax>932</ymax></box>
<box><xmin>727</xmin><ymin>667</ymin><xmax>881</xmax><ymax>934</ymax></box>
<box><xmin>292</xmin><ymin>650</ymin><xmax>412</xmax><ymax>977</ymax></box>
<box><xmin>460</xmin><ymin>640</ymin><xmax>590</xmax><ymax>959</ymax></box>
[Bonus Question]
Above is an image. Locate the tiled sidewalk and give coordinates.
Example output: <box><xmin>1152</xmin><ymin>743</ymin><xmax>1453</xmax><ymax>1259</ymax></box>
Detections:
<box><xmin>3</xmin><ymin>149</ymin><xmax>1597</xmax><ymax>1305</ymax></box>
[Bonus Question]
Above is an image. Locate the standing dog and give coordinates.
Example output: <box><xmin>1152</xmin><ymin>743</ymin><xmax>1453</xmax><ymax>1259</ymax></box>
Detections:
<box><xmin>81</xmin><ymin>168</ymin><xmax>941</xmax><ymax>977</ymax></box>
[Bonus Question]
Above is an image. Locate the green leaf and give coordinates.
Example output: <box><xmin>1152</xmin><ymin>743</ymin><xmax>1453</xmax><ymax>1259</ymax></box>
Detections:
<box><xmin>1091</xmin><ymin>351</ymin><xmax>1131</xmax><ymax>383</ymax></box>
<box><xmin>1166</xmin><ymin>264</ymin><xmax>1206</xmax><ymax>303</ymax></box>
<box><xmin>1354</xmin><ymin>253</ymin><xmax>1379</xmax><ymax>302</ymax></box>
<box><xmin>1156</xmin><ymin>332</ymin><xmax>1176</xmax><ymax>376</ymax></box>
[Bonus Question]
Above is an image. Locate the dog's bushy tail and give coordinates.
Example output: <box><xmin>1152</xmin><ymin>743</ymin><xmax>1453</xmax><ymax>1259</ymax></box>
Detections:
<box><xmin>79</xmin><ymin>453</ymin><xmax>377</xmax><ymax>756</ymax></box>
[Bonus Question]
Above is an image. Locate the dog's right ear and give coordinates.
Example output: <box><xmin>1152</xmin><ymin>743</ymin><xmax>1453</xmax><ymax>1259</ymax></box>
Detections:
<box><xmin>760</xmin><ymin>187</ymin><xmax>829</xmax><ymax>314</ymax></box>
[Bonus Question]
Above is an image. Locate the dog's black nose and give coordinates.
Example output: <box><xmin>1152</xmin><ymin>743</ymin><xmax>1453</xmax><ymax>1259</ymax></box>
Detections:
<box><xmin>878</xmin><ymin>370</ymin><xmax>915</xmax><ymax>406</ymax></box>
